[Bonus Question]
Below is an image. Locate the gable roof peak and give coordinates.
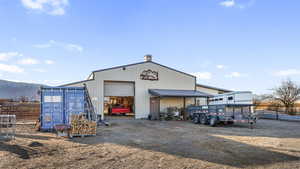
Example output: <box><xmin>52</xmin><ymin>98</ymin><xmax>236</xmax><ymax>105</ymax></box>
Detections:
<box><xmin>92</xmin><ymin>60</ymin><xmax>196</xmax><ymax>78</ymax></box>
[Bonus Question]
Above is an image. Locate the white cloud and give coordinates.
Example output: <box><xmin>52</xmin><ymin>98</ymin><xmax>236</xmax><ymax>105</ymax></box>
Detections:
<box><xmin>219</xmin><ymin>0</ymin><xmax>255</xmax><ymax>9</ymax></box>
<box><xmin>49</xmin><ymin>7</ymin><xmax>65</xmax><ymax>15</ymax></box>
<box><xmin>33</xmin><ymin>40</ymin><xmax>55</xmax><ymax>48</ymax></box>
<box><xmin>66</xmin><ymin>44</ymin><xmax>83</xmax><ymax>52</ymax></box>
<box><xmin>237</xmin><ymin>0</ymin><xmax>256</xmax><ymax>9</ymax></box>
<box><xmin>274</xmin><ymin>69</ymin><xmax>300</xmax><ymax>76</ymax></box>
<box><xmin>225</xmin><ymin>72</ymin><xmax>247</xmax><ymax>78</ymax></box>
<box><xmin>21</xmin><ymin>0</ymin><xmax>43</xmax><ymax>9</ymax></box>
<box><xmin>0</xmin><ymin>64</ymin><xmax>24</xmax><ymax>73</ymax></box>
<box><xmin>216</xmin><ymin>65</ymin><xmax>226</xmax><ymax>69</ymax></box>
<box><xmin>220</xmin><ymin>0</ymin><xmax>235</xmax><ymax>7</ymax></box>
<box><xmin>21</xmin><ymin>0</ymin><xmax>69</xmax><ymax>16</ymax></box>
<box><xmin>33</xmin><ymin>40</ymin><xmax>83</xmax><ymax>52</ymax></box>
<box><xmin>43</xmin><ymin>79</ymin><xmax>65</xmax><ymax>86</ymax></box>
<box><xmin>33</xmin><ymin>68</ymin><xmax>46</xmax><ymax>73</ymax></box>
<box><xmin>18</xmin><ymin>58</ymin><xmax>39</xmax><ymax>65</ymax></box>
<box><xmin>192</xmin><ymin>72</ymin><xmax>212</xmax><ymax>80</ymax></box>
<box><xmin>45</xmin><ymin>60</ymin><xmax>54</xmax><ymax>64</ymax></box>
<box><xmin>0</xmin><ymin>52</ymin><xmax>22</xmax><ymax>61</ymax></box>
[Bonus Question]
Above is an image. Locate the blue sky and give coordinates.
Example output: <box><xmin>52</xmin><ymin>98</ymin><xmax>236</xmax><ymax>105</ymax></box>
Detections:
<box><xmin>0</xmin><ymin>0</ymin><xmax>300</xmax><ymax>94</ymax></box>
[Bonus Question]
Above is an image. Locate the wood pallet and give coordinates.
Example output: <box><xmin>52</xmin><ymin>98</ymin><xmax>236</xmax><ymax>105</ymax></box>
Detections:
<box><xmin>69</xmin><ymin>114</ymin><xmax>97</xmax><ymax>137</ymax></box>
<box><xmin>69</xmin><ymin>133</ymin><xmax>96</xmax><ymax>138</ymax></box>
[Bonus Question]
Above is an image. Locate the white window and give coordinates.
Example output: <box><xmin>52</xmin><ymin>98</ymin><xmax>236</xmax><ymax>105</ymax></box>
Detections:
<box><xmin>44</xmin><ymin>96</ymin><xmax>62</xmax><ymax>103</ymax></box>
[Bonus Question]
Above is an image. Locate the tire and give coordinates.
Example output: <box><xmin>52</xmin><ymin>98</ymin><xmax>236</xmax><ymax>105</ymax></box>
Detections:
<box><xmin>227</xmin><ymin>121</ymin><xmax>234</xmax><ymax>125</ymax></box>
<box><xmin>148</xmin><ymin>115</ymin><xmax>152</xmax><ymax>120</ymax></box>
<box><xmin>193</xmin><ymin>115</ymin><xmax>199</xmax><ymax>124</ymax></box>
<box><xmin>200</xmin><ymin>115</ymin><xmax>207</xmax><ymax>125</ymax></box>
<box><xmin>210</xmin><ymin>118</ymin><xmax>217</xmax><ymax>127</ymax></box>
<box><xmin>249</xmin><ymin>122</ymin><xmax>254</xmax><ymax>129</ymax></box>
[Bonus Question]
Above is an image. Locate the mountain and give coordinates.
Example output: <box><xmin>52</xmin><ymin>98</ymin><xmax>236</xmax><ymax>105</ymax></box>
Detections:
<box><xmin>0</xmin><ymin>79</ymin><xmax>47</xmax><ymax>101</ymax></box>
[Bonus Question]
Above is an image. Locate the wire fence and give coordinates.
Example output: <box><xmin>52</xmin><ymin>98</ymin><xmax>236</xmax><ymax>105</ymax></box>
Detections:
<box><xmin>0</xmin><ymin>102</ymin><xmax>40</xmax><ymax>121</ymax></box>
<box><xmin>255</xmin><ymin>104</ymin><xmax>300</xmax><ymax>115</ymax></box>
<box><xmin>0</xmin><ymin>115</ymin><xmax>16</xmax><ymax>140</ymax></box>
<box><xmin>256</xmin><ymin>110</ymin><xmax>300</xmax><ymax>122</ymax></box>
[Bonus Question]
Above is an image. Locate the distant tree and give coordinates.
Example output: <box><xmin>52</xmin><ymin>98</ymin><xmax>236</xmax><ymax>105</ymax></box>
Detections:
<box><xmin>267</xmin><ymin>100</ymin><xmax>282</xmax><ymax>120</ymax></box>
<box><xmin>272</xmin><ymin>79</ymin><xmax>300</xmax><ymax>115</ymax></box>
<box><xmin>267</xmin><ymin>100</ymin><xmax>282</xmax><ymax>111</ymax></box>
<box><xmin>19</xmin><ymin>96</ymin><xmax>29</xmax><ymax>102</ymax></box>
<box><xmin>253</xmin><ymin>94</ymin><xmax>271</xmax><ymax>111</ymax></box>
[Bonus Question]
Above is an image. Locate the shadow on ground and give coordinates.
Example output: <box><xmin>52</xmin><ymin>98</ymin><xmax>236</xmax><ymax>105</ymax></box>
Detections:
<box><xmin>0</xmin><ymin>140</ymin><xmax>59</xmax><ymax>160</ymax></box>
<box><xmin>15</xmin><ymin>134</ymin><xmax>55</xmax><ymax>140</ymax></box>
<box><xmin>0</xmin><ymin>141</ymin><xmax>33</xmax><ymax>159</ymax></box>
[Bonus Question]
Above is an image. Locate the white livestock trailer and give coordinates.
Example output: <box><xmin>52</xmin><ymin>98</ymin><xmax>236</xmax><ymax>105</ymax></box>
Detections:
<box><xmin>191</xmin><ymin>91</ymin><xmax>256</xmax><ymax>128</ymax></box>
<box><xmin>208</xmin><ymin>91</ymin><xmax>253</xmax><ymax>106</ymax></box>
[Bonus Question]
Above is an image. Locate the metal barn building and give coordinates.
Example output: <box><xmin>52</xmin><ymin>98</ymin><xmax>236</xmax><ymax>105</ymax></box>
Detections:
<box><xmin>61</xmin><ymin>55</ymin><xmax>230</xmax><ymax>119</ymax></box>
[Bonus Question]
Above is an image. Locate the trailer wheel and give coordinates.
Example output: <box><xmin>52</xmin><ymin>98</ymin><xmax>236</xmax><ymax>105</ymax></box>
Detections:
<box><xmin>250</xmin><ymin>122</ymin><xmax>254</xmax><ymax>129</ymax></box>
<box><xmin>210</xmin><ymin>118</ymin><xmax>217</xmax><ymax>127</ymax></box>
<box><xmin>193</xmin><ymin>115</ymin><xmax>199</xmax><ymax>124</ymax></box>
<box><xmin>200</xmin><ymin>115</ymin><xmax>207</xmax><ymax>125</ymax></box>
<box><xmin>227</xmin><ymin>121</ymin><xmax>234</xmax><ymax>125</ymax></box>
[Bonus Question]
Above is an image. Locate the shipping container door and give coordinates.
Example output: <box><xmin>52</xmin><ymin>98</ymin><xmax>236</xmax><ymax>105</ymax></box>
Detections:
<box><xmin>41</xmin><ymin>89</ymin><xmax>64</xmax><ymax>130</ymax></box>
<box><xmin>64</xmin><ymin>88</ymin><xmax>85</xmax><ymax>124</ymax></box>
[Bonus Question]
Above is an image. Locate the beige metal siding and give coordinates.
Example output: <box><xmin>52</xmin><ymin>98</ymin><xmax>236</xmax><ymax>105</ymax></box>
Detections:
<box><xmin>95</xmin><ymin>62</ymin><xmax>196</xmax><ymax>119</ymax></box>
<box><xmin>196</xmin><ymin>98</ymin><xmax>208</xmax><ymax>106</ymax></box>
<box><xmin>65</xmin><ymin>62</ymin><xmax>196</xmax><ymax>119</ymax></box>
<box><xmin>196</xmin><ymin>86</ymin><xmax>219</xmax><ymax>95</ymax></box>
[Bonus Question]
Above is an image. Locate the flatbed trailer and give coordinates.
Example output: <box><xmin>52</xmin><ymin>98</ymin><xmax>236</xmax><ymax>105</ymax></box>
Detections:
<box><xmin>191</xmin><ymin>104</ymin><xmax>256</xmax><ymax>128</ymax></box>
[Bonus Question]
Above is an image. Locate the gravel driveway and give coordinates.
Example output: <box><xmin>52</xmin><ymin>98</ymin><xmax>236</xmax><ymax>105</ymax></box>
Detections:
<box><xmin>1</xmin><ymin>118</ymin><xmax>300</xmax><ymax>169</ymax></box>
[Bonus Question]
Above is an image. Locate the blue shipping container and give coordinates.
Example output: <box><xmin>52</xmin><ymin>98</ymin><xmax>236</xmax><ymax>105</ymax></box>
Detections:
<box><xmin>40</xmin><ymin>87</ymin><xmax>86</xmax><ymax>130</ymax></box>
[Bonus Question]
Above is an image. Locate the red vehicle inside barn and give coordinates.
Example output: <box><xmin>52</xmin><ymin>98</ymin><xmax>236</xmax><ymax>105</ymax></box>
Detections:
<box><xmin>111</xmin><ymin>107</ymin><xmax>131</xmax><ymax>115</ymax></box>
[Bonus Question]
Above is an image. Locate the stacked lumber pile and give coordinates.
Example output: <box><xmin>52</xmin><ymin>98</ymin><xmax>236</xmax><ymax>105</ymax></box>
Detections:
<box><xmin>70</xmin><ymin>114</ymin><xmax>96</xmax><ymax>137</ymax></box>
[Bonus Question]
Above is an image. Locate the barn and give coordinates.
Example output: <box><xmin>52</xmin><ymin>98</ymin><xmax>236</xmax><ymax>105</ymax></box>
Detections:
<box><xmin>61</xmin><ymin>55</ymin><xmax>230</xmax><ymax>119</ymax></box>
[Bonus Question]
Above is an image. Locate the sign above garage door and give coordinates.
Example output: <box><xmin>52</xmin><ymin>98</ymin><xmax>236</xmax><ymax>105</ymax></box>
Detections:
<box><xmin>140</xmin><ymin>69</ymin><xmax>158</xmax><ymax>81</ymax></box>
<box><xmin>104</xmin><ymin>82</ymin><xmax>134</xmax><ymax>97</ymax></box>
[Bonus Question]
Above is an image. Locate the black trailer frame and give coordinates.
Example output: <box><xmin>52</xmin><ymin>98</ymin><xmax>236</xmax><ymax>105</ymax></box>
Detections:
<box><xmin>190</xmin><ymin>104</ymin><xmax>256</xmax><ymax>128</ymax></box>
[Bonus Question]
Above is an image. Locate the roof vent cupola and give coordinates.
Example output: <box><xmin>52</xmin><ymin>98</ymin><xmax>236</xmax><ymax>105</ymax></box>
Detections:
<box><xmin>144</xmin><ymin>54</ymin><xmax>152</xmax><ymax>62</ymax></box>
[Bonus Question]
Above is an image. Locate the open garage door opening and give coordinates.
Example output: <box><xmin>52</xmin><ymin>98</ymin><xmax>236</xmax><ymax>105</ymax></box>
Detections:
<box><xmin>103</xmin><ymin>81</ymin><xmax>135</xmax><ymax>117</ymax></box>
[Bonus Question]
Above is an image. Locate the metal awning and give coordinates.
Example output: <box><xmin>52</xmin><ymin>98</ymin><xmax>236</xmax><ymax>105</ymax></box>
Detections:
<box><xmin>149</xmin><ymin>89</ymin><xmax>212</xmax><ymax>97</ymax></box>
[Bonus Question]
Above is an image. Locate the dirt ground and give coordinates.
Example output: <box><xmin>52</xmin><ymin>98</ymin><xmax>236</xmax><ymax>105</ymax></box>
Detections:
<box><xmin>1</xmin><ymin>118</ymin><xmax>300</xmax><ymax>169</ymax></box>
